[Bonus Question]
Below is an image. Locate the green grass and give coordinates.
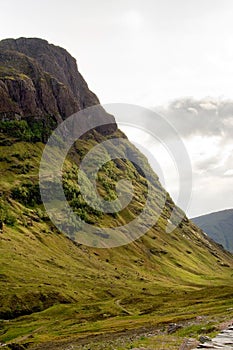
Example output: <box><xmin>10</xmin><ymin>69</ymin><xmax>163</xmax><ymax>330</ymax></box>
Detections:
<box><xmin>0</xmin><ymin>131</ymin><xmax>233</xmax><ymax>348</ymax></box>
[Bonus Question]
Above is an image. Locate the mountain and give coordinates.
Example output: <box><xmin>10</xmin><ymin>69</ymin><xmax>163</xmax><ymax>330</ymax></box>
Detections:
<box><xmin>0</xmin><ymin>37</ymin><xmax>99</xmax><ymax>117</ymax></box>
<box><xmin>192</xmin><ymin>209</ymin><xmax>233</xmax><ymax>253</ymax></box>
<box><xmin>0</xmin><ymin>37</ymin><xmax>116</xmax><ymax>137</ymax></box>
<box><xmin>0</xmin><ymin>38</ymin><xmax>233</xmax><ymax>349</ymax></box>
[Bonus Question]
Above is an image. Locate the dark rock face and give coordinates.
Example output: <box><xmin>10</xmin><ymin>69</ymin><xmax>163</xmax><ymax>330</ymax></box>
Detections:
<box><xmin>0</xmin><ymin>38</ymin><xmax>116</xmax><ymax>134</ymax></box>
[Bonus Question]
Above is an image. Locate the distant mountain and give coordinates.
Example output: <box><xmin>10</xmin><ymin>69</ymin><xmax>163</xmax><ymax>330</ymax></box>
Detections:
<box><xmin>192</xmin><ymin>209</ymin><xmax>233</xmax><ymax>252</ymax></box>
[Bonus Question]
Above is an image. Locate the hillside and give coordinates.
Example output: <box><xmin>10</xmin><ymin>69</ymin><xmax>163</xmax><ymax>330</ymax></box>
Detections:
<box><xmin>0</xmin><ymin>38</ymin><xmax>233</xmax><ymax>349</ymax></box>
<box><xmin>192</xmin><ymin>209</ymin><xmax>233</xmax><ymax>253</ymax></box>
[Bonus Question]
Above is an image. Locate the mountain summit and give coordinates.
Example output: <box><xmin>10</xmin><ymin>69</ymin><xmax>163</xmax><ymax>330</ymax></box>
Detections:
<box><xmin>0</xmin><ymin>37</ymin><xmax>116</xmax><ymax>135</ymax></box>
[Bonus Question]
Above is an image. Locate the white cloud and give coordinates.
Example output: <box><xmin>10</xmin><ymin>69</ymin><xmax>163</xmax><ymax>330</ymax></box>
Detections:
<box><xmin>151</xmin><ymin>98</ymin><xmax>233</xmax><ymax>216</ymax></box>
<box><xmin>187</xmin><ymin>107</ymin><xmax>198</xmax><ymax>115</ymax></box>
<box><xmin>199</xmin><ymin>101</ymin><xmax>217</xmax><ymax>111</ymax></box>
<box><xmin>224</xmin><ymin>169</ymin><xmax>233</xmax><ymax>177</ymax></box>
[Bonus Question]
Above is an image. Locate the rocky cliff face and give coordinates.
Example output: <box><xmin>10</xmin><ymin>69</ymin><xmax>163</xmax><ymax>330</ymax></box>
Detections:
<box><xmin>0</xmin><ymin>38</ymin><xmax>115</xmax><ymax>134</ymax></box>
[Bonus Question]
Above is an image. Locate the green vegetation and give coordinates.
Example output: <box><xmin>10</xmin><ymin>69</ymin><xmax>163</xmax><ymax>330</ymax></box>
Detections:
<box><xmin>11</xmin><ymin>182</ymin><xmax>42</xmax><ymax>206</ymax></box>
<box><xmin>0</xmin><ymin>117</ymin><xmax>56</xmax><ymax>143</ymax></box>
<box><xmin>0</xmin><ymin>129</ymin><xmax>233</xmax><ymax>349</ymax></box>
<box><xmin>0</xmin><ymin>120</ymin><xmax>32</xmax><ymax>141</ymax></box>
<box><xmin>0</xmin><ymin>200</ymin><xmax>16</xmax><ymax>226</ymax></box>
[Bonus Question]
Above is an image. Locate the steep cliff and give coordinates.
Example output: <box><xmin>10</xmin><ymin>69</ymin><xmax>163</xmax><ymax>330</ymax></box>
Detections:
<box><xmin>0</xmin><ymin>37</ymin><xmax>100</xmax><ymax>108</ymax></box>
<box><xmin>0</xmin><ymin>38</ymin><xmax>116</xmax><ymax>135</ymax></box>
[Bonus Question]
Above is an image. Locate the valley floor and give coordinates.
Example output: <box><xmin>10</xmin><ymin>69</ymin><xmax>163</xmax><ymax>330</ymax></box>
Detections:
<box><xmin>2</xmin><ymin>313</ymin><xmax>233</xmax><ymax>350</ymax></box>
<box><xmin>25</xmin><ymin>317</ymin><xmax>233</xmax><ymax>350</ymax></box>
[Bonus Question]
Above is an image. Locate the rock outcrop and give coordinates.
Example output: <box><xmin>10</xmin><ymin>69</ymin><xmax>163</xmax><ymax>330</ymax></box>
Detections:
<box><xmin>0</xmin><ymin>38</ymin><xmax>116</xmax><ymax>134</ymax></box>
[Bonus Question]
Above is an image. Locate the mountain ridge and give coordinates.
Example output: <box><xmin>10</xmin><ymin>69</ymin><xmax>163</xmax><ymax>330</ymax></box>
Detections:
<box><xmin>192</xmin><ymin>209</ymin><xmax>233</xmax><ymax>253</ymax></box>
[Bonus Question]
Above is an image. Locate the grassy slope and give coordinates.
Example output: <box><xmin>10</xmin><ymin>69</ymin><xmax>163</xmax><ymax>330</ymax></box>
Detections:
<box><xmin>0</xmin><ymin>131</ymin><xmax>233</xmax><ymax>348</ymax></box>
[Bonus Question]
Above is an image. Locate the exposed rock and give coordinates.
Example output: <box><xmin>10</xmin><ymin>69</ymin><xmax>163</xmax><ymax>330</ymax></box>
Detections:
<box><xmin>0</xmin><ymin>38</ymin><xmax>99</xmax><ymax>108</ymax></box>
<box><xmin>0</xmin><ymin>50</ymin><xmax>67</xmax><ymax>121</ymax></box>
<box><xmin>199</xmin><ymin>335</ymin><xmax>212</xmax><ymax>343</ymax></box>
<box><xmin>167</xmin><ymin>323</ymin><xmax>182</xmax><ymax>334</ymax></box>
<box><xmin>192</xmin><ymin>325</ymin><xmax>233</xmax><ymax>349</ymax></box>
<box><xmin>0</xmin><ymin>38</ymin><xmax>116</xmax><ymax>136</ymax></box>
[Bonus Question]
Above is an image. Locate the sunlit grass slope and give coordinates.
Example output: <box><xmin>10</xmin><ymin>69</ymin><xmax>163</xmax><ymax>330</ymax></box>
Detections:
<box><xmin>0</xmin><ymin>128</ymin><xmax>233</xmax><ymax>348</ymax></box>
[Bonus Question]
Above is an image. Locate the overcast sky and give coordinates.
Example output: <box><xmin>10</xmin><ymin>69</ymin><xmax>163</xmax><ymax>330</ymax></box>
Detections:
<box><xmin>0</xmin><ymin>0</ymin><xmax>233</xmax><ymax>216</ymax></box>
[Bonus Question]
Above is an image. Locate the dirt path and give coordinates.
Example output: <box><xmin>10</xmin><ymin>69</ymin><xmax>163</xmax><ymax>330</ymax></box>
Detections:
<box><xmin>115</xmin><ymin>299</ymin><xmax>135</xmax><ymax>316</ymax></box>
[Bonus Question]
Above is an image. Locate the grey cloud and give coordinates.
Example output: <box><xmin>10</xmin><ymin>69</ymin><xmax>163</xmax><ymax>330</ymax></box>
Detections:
<box><xmin>156</xmin><ymin>98</ymin><xmax>233</xmax><ymax>140</ymax></box>
<box><xmin>151</xmin><ymin>98</ymin><xmax>233</xmax><ymax>216</ymax></box>
<box><xmin>195</xmin><ymin>157</ymin><xmax>220</xmax><ymax>173</ymax></box>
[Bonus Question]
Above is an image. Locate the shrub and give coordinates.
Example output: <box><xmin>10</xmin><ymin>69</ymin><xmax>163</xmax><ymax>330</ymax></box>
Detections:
<box><xmin>11</xmin><ymin>183</ymin><xmax>42</xmax><ymax>206</ymax></box>
<box><xmin>0</xmin><ymin>120</ymin><xmax>32</xmax><ymax>141</ymax></box>
<box><xmin>0</xmin><ymin>116</ymin><xmax>57</xmax><ymax>143</ymax></box>
<box><xmin>0</xmin><ymin>201</ymin><xmax>16</xmax><ymax>226</ymax></box>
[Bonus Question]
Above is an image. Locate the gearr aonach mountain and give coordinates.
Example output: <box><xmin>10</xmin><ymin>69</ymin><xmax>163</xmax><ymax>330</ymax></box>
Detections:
<box><xmin>0</xmin><ymin>38</ymin><xmax>233</xmax><ymax>350</ymax></box>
